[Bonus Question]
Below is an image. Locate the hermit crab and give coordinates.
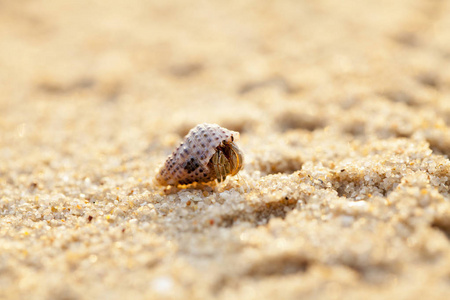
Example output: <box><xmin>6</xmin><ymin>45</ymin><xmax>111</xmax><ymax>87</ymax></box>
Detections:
<box><xmin>156</xmin><ymin>123</ymin><xmax>244</xmax><ymax>186</ymax></box>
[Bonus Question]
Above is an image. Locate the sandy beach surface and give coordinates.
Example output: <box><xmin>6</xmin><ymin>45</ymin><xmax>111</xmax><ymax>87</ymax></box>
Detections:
<box><xmin>2</xmin><ymin>0</ymin><xmax>450</xmax><ymax>299</ymax></box>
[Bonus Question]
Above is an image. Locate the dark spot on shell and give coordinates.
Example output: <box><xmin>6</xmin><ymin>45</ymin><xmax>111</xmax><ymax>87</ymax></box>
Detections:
<box><xmin>184</xmin><ymin>157</ymin><xmax>200</xmax><ymax>173</ymax></box>
<box><xmin>201</xmin><ymin>144</ymin><xmax>206</xmax><ymax>148</ymax></box>
<box><xmin>207</xmin><ymin>138</ymin><xmax>212</xmax><ymax>143</ymax></box>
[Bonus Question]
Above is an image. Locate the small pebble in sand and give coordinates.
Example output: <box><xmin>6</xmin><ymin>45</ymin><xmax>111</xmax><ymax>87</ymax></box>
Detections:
<box><xmin>156</xmin><ymin>123</ymin><xmax>244</xmax><ymax>186</ymax></box>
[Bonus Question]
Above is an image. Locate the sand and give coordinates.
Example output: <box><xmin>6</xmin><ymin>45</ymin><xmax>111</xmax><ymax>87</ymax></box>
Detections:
<box><xmin>1</xmin><ymin>0</ymin><xmax>450</xmax><ymax>299</ymax></box>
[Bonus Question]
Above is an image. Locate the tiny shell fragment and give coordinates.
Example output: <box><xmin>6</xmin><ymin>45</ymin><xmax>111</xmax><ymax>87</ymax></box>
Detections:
<box><xmin>156</xmin><ymin>123</ymin><xmax>244</xmax><ymax>186</ymax></box>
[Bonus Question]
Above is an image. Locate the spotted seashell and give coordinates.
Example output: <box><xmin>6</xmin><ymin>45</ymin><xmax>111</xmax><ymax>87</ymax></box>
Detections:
<box><xmin>156</xmin><ymin>123</ymin><xmax>243</xmax><ymax>186</ymax></box>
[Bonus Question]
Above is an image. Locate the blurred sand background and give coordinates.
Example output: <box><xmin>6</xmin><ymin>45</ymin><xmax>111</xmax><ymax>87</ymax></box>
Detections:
<box><xmin>2</xmin><ymin>0</ymin><xmax>450</xmax><ymax>299</ymax></box>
